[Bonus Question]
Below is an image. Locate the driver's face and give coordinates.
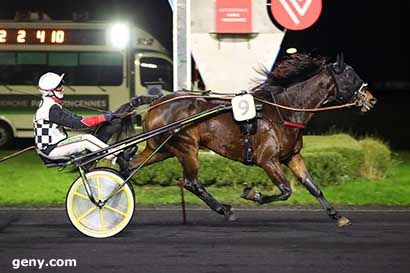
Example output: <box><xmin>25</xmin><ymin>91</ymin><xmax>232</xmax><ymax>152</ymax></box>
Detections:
<box><xmin>54</xmin><ymin>86</ymin><xmax>64</xmax><ymax>95</ymax></box>
<box><xmin>53</xmin><ymin>86</ymin><xmax>65</xmax><ymax>99</ymax></box>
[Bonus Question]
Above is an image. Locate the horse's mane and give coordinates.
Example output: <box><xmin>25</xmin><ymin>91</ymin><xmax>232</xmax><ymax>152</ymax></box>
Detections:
<box><xmin>258</xmin><ymin>53</ymin><xmax>327</xmax><ymax>87</ymax></box>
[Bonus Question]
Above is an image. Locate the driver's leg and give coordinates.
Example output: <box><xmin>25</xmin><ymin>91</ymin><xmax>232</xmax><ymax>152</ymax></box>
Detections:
<box><xmin>49</xmin><ymin>134</ymin><xmax>114</xmax><ymax>160</ymax></box>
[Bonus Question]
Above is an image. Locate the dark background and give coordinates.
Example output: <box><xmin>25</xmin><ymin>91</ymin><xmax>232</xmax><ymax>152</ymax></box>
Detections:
<box><xmin>1</xmin><ymin>0</ymin><xmax>409</xmax><ymax>149</ymax></box>
<box><xmin>281</xmin><ymin>1</ymin><xmax>410</xmax><ymax>150</ymax></box>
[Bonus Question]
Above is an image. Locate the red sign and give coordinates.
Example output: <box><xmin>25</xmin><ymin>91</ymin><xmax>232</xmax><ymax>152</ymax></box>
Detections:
<box><xmin>215</xmin><ymin>0</ymin><xmax>252</xmax><ymax>33</ymax></box>
<box><xmin>269</xmin><ymin>0</ymin><xmax>322</xmax><ymax>30</ymax></box>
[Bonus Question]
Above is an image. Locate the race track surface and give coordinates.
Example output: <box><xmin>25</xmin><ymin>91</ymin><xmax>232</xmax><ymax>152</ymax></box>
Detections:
<box><xmin>0</xmin><ymin>206</ymin><xmax>409</xmax><ymax>273</ymax></box>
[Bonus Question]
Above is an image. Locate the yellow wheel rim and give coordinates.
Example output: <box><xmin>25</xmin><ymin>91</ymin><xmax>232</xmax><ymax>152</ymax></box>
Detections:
<box><xmin>66</xmin><ymin>170</ymin><xmax>134</xmax><ymax>238</ymax></box>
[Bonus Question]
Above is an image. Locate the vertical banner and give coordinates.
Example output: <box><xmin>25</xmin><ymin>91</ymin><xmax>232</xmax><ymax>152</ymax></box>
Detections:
<box><xmin>215</xmin><ymin>0</ymin><xmax>252</xmax><ymax>33</ymax></box>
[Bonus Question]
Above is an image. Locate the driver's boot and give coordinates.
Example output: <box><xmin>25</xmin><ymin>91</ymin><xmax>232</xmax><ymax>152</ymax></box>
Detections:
<box><xmin>116</xmin><ymin>146</ymin><xmax>138</xmax><ymax>178</ymax></box>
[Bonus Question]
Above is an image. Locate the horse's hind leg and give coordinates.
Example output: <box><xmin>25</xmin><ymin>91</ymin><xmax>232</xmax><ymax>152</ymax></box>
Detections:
<box><xmin>175</xmin><ymin>149</ymin><xmax>236</xmax><ymax>221</ymax></box>
<box><xmin>287</xmin><ymin>153</ymin><xmax>351</xmax><ymax>227</ymax></box>
<box><xmin>241</xmin><ymin>160</ymin><xmax>292</xmax><ymax>204</ymax></box>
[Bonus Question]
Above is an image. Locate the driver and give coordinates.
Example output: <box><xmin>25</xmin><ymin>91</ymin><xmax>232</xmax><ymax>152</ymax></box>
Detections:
<box><xmin>33</xmin><ymin>72</ymin><xmax>147</xmax><ymax>169</ymax></box>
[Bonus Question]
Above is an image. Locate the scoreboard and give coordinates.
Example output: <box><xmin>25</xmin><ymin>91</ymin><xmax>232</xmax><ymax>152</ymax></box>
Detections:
<box><xmin>0</xmin><ymin>28</ymin><xmax>106</xmax><ymax>45</ymax></box>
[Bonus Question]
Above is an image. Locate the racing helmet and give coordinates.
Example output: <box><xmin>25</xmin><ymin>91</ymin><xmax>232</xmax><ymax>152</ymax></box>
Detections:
<box><xmin>38</xmin><ymin>72</ymin><xmax>65</xmax><ymax>98</ymax></box>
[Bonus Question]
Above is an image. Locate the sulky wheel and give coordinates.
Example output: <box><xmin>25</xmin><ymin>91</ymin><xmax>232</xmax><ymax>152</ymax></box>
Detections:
<box><xmin>66</xmin><ymin>169</ymin><xmax>135</xmax><ymax>238</ymax></box>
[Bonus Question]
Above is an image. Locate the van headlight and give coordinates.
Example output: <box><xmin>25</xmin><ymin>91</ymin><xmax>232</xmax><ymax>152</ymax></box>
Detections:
<box><xmin>108</xmin><ymin>23</ymin><xmax>130</xmax><ymax>49</ymax></box>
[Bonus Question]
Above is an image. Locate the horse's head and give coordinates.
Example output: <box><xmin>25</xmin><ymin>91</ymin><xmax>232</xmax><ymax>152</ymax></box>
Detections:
<box><xmin>326</xmin><ymin>54</ymin><xmax>377</xmax><ymax>112</ymax></box>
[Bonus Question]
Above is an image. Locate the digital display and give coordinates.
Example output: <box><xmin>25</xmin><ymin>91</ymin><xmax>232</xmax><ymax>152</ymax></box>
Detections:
<box><xmin>0</xmin><ymin>28</ymin><xmax>106</xmax><ymax>45</ymax></box>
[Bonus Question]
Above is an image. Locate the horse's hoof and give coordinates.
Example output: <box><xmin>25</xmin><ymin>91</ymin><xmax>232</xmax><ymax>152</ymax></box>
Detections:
<box><xmin>336</xmin><ymin>216</ymin><xmax>351</xmax><ymax>228</ymax></box>
<box><xmin>222</xmin><ymin>204</ymin><xmax>237</xmax><ymax>221</ymax></box>
<box><xmin>225</xmin><ymin>211</ymin><xmax>237</xmax><ymax>221</ymax></box>
<box><xmin>240</xmin><ymin>187</ymin><xmax>257</xmax><ymax>201</ymax></box>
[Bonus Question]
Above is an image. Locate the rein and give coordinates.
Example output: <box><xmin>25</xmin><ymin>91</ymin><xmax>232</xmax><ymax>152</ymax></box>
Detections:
<box><xmin>147</xmin><ymin>94</ymin><xmax>357</xmax><ymax>113</ymax></box>
<box><xmin>147</xmin><ymin>95</ymin><xmax>232</xmax><ymax>111</ymax></box>
<box><xmin>254</xmin><ymin>98</ymin><xmax>356</xmax><ymax>112</ymax></box>
<box><xmin>0</xmin><ymin>146</ymin><xmax>35</xmax><ymax>163</ymax></box>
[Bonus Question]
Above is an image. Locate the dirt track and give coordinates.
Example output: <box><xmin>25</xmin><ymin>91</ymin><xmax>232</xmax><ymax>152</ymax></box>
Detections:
<box><xmin>1</xmin><ymin>206</ymin><xmax>409</xmax><ymax>273</ymax></box>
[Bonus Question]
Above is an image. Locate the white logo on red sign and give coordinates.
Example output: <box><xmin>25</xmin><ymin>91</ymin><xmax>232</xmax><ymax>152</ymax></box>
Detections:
<box><xmin>269</xmin><ymin>0</ymin><xmax>322</xmax><ymax>30</ymax></box>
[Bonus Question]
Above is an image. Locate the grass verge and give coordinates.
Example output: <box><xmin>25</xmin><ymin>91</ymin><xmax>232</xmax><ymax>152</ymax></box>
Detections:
<box><xmin>0</xmin><ymin>148</ymin><xmax>408</xmax><ymax>206</ymax></box>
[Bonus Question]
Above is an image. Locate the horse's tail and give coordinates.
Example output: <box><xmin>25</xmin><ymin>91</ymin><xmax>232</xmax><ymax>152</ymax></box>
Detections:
<box><xmin>94</xmin><ymin>101</ymin><xmax>135</xmax><ymax>143</ymax></box>
<box><xmin>113</xmin><ymin>102</ymin><xmax>135</xmax><ymax>142</ymax></box>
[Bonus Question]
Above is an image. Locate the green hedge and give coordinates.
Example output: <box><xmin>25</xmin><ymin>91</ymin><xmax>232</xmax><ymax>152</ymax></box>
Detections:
<box><xmin>359</xmin><ymin>137</ymin><xmax>393</xmax><ymax>179</ymax></box>
<box><xmin>132</xmin><ymin>134</ymin><xmax>393</xmax><ymax>188</ymax></box>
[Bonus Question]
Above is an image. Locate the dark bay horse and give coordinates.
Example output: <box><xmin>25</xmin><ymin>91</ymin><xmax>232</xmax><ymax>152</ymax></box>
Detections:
<box><xmin>127</xmin><ymin>53</ymin><xmax>376</xmax><ymax>227</ymax></box>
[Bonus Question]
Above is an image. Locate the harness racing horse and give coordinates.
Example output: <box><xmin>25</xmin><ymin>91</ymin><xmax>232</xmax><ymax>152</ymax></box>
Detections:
<box><xmin>127</xmin><ymin>53</ymin><xmax>376</xmax><ymax>227</ymax></box>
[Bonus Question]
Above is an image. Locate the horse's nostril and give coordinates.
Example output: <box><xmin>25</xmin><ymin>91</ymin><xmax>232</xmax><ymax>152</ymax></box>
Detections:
<box><xmin>370</xmin><ymin>98</ymin><xmax>377</xmax><ymax>104</ymax></box>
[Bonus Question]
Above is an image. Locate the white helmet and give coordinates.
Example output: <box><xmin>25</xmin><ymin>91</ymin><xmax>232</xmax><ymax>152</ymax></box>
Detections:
<box><xmin>38</xmin><ymin>72</ymin><xmax>65</xmax><ymax>98</ymax></box>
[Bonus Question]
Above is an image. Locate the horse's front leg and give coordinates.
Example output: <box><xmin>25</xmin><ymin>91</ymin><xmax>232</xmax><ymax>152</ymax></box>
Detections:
<box><xmin>184</xmin><ymin>177</ymin><xmax>235</xmax><ymax>221</ymax></box>
<box><xmin>174</xmin><ymin>147</ymin><xmax>236</xmax><ymax>221</ymax></box>
<box><xmin>241</xmin><ymin>160</ymin><xmax>292</xmax><ymax>204</ymax></box>
<box><xmin>286</xmin><ymin>153</ymin><xmax>351</xmax><ymax>227</ymax></box>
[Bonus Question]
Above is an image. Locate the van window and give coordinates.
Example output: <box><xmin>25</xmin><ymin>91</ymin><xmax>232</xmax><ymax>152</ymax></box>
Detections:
<box><xmin>139</xmin><ymin>57</ymin><xmax>173</xmax><ymax>91</ymax></box>
<box><xmin>17</xmin><ymin>52</ymin><xmax>47</xmax><ymax>65</ymax></box>
<box><xmin>0</xmin><ymin>52</ymin><xmax>16</xmax><ymax>65</ymax></box>
<box><xmin>49</xmin><ymin>53</ymin><xmax>78</xmax><ymax>66</ymax></box>
<box><xmin>0</xmin><ymin>51</ymin><xmax>123</xmax><ymax>85</ymax></box>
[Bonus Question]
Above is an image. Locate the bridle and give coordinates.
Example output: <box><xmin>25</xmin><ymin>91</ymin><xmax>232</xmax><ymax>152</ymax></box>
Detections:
<box><xmin>352</xmin><ymin>82</ymin><xmax>372</xmax><ymax>110</ymax></box>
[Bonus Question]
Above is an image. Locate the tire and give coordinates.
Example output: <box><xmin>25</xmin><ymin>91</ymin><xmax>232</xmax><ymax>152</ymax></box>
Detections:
<box><xmin>66</xmin><ymin>169</ymin><xmax>135</xmax><ymax>238</ymax></box>
<box><xmin>0</xmin><ymin>122</ymin><xmax>13</xmax><ymax>149</ymax></box>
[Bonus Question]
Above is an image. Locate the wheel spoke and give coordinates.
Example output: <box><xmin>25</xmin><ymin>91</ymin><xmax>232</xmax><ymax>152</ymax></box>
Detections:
<box><xmin>105</xmin><ymin>205</ymin><xmax>127</xmax><ymax>217</ymax></box>
<box><xmin>74</xmin><ymin>192</ymin><xmax>90</xmax><ymax>200</ymax></box>
<box><xmin>78</xmin><ymin>206</ymin><xmax>97</xmax><ymax>221</ymax></box>
<box><xmin>117</xmin><ymin>187</ymin><xmax>125</xmax><ymax>195</ymax></box>
<box><xmin>99</xmin><ymin>209</ymin><xmax>105</xmax><ymax>231</ymax></box>
<box><xmin>97</xmin><ymin>176</ymin><xmax>102</xmax><ymax>200</ymax></box>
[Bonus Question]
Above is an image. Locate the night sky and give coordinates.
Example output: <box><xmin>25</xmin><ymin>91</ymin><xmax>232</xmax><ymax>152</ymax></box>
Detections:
<box><xmin>283</xmin><ymin>1</ymin><xmax>409</xmax><ymax>84</ymax></box>
<box><xmin>0</xmin><ymin>0</ymin><xmax>409</xmax><ymax>84</ymax></box>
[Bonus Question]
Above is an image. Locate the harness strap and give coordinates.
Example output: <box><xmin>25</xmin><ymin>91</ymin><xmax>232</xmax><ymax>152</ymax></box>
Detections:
<box><xmin>270</xmin><ymin>90</ymin><xmax>306</xmax><ymax>129</ymax></box>
<box><xmin>243</xmin><ymin>135</ymin><xmax>253</xmax><ymax>164</ymax></box>
<box><xmin>283</xmin><ymin>121</ymin><xmax>306</xmax><ymax>129</ymax></box>
<box><xmin>239</xmin><ymin>120</ymin><xmax>258</xmax><ymax>164</ymax></box>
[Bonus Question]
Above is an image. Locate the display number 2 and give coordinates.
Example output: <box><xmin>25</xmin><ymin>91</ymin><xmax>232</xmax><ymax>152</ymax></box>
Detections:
<box><xmin>0</xmin><ymin>30</ymin><xmax>6</xmax><ymax>43</ymax></box>
<box><xmin>17</xmin><ymin>30</ymin><xmax>26</xmax><ymax>43</ymax></box>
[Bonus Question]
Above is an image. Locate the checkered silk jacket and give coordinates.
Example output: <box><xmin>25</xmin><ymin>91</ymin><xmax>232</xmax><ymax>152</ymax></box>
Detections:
<box><xmin>33</xmin><ymin>96</ymin><xmax>68</xmax><ymax>153</ymax></box>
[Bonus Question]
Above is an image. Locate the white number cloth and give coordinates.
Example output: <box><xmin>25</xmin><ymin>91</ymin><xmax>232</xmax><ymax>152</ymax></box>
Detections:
<box><xmin>231</xmin><ymin>94</ymin><xmax>256</xmax><ymax>122</ymax></box>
